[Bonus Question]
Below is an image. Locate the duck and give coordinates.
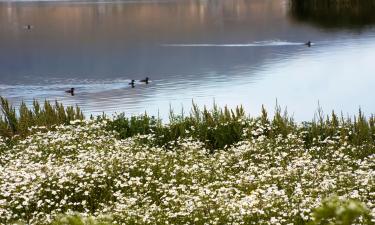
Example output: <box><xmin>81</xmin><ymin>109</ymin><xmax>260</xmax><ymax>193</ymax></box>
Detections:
<box><xmin>305</xmin><ymin>41</ymin><xmax>312</xmax><ymax>47</ymax></box>
<box><xmin>129</xmin><ymin>80</ymin><xmax>135</xmax><ymax>88</ymax></box>
<box><xmin>24</xmin><ymin>25</ymin><xmax>33</xmax><ymax>30</ymax></box>
<box><xmin>65</xmin><ymin>88</ymin><xmax>75</xmax><ymax>96</ymax></box>
<box><xmin>140</xmin><ymin>77</ymin><xmax>149</xmax><ymax>84</ymax></box>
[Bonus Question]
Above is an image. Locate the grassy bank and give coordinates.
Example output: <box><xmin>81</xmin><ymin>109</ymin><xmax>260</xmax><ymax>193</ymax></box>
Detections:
<box><xmin>2</xmin><ymin>98</ymin><xmax>375</xmax><ymax>153</ymax></box>
<box><xmin>0</xmin><ymin>98</ymin><xmax>374</xmax><ymax>224</ymax></box>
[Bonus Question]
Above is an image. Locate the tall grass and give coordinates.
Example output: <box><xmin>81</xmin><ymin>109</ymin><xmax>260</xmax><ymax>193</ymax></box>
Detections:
<box><xmin>106</xmin><ymin>103</ymin><xmax>249</xmax><ymax>151</ymax></box>
<box><xmin>107</xmin><ymin>102</ymin><xmax>375</xmax><ymax>153</ymax></box>
<box><xmin>1</xmin><ymin>96</ymin><xmax>375</xmax><ymax>154</ymax></box>
<box><xmin>0</xmin><ymin>97</ymin><xmax>84</xmax><ymax>138</ymax></box>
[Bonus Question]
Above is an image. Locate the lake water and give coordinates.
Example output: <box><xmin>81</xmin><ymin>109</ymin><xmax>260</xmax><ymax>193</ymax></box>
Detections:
<box><xmin>1</xmin><ymin>0</ymin><xmax>375</xmax><ymax>120</ymax></box>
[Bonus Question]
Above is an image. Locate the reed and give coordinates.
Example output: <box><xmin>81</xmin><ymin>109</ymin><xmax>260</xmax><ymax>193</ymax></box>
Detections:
<box><xmin>0</xmin><ymin>97</ymin><xmax>84</xmax><ymax>138</ymax></box>
<box><xmin>107</xmin><ymin>103</ymin><xmax>249</xmax><ymax>151</ymax></box>
<box><xmin>108</xmin><ymin>102</ymin><xmax>375</xmax><ymax>153</ymax></box>
<box><xmin>2</xmin><ymin>96</ymin><xmax>375</xmax><ymax>154</ymax></box>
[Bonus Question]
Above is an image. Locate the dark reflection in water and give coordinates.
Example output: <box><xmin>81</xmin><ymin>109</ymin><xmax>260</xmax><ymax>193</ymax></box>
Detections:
<box><xmin>289</xmin><ymin>0</ymin><xmax>375</xmax><ymax>29</ymax></box>
<box><xmin>1</xmin><ymin>0</ymin><xmax>375</xmax><ymax>120</ymax></box>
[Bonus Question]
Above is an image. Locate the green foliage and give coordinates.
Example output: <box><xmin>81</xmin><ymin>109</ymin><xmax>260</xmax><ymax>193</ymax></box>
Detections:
<box><xmin>0</xmin><ymin>97</ymin><xmax>84</xmax><ymax>139</ymax></box>
<box><xmin>108</xmin><ymin>103</ymin><xmax>249</xmax><ymax>151</ymax></box>
<box><xmin>44</xmin><ymin>214</ymin><xmax>112</xmax><ymax>225</ymax></box>
<box><xmin>300</xmin><ymin>109</ymin><xmax>375</xmax><ymax>159</ymax></box>
<box><xmin>310</xmin><ymin>197</ymin><xmax>372</xmax><ymax>225</ymax></box>
<box><xmin>105</xmin><ymin>113</ymin><xmax>160</xmax><ymax>139</ymax></box>
<box><xmin>14</xmin><ymin>199</ymin><xmax>374</xmax><ymax>225</ymax></box>
<box><xmin>2</xmin><ymin>96</ymin><xmax>375</xmax><ymax>155</ymax></box>
<box><xmin>108</xmin><ymin>103</ymin><xmax>375</xmax><ymax>154</ymax></box>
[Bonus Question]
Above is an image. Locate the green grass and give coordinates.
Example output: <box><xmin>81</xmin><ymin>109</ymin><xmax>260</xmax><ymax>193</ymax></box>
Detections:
<box><xmin>2</xmin><ymin>97</ymin><xmax>375</xmax><ymax>156</ymax></box>
<box><xmin>106</xmin><ymin>103</ymin><xmax>249</xmax><ymax>151</ymax></box>
<box><xmin>0</xmin><ymin>97</ymin><xmax>84</xmax><ymax>139</ymax></box>
<box><xmin>107</xmin><ymin>103</ymin><xmax>375</xmax><ymax>157</ymax></box>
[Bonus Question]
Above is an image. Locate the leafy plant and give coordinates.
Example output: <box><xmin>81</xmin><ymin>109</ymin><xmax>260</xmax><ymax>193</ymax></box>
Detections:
<box><xmin>310</xmin><ymin>197</ymin><xmax>372</xmax><ymax>225</ymax></box>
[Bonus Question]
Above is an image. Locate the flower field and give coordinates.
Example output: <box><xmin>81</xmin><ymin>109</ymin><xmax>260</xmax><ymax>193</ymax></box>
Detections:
<box><xmin>0</xmin><ymin>113</ymin><xmax>374</xmax><ymax>224</ymax></box>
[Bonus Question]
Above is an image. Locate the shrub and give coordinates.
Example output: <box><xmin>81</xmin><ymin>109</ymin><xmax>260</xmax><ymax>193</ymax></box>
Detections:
<box><xmin>310</xmin><ymin>197</ymin><xmax>372</xmax><ymax>225</ymax></box>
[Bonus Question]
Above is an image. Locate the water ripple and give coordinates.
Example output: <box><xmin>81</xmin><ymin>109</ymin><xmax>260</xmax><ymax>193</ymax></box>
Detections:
<box><xmin>161</xmin><ymin>41</ymin><xmax>306</xmax><ymax>47</ymax></box>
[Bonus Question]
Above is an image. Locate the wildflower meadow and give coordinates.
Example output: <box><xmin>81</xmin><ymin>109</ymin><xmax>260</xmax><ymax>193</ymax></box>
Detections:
<box><xmin>0</xmin><ymin>99</ymin><xmax>374</xmax><ymax>224</ymax></box>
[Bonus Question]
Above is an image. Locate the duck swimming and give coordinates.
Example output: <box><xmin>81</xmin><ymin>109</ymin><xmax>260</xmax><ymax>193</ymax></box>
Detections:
<box><xmin>129</xmin><ymin>80</ymin><xmax>135</xmax><ymax>88</ymax></box>
<box><xmin>24</xmin><ymin>25</ymin><xmax>33</xmax><ymax>30</ymax></box>
<box><xmin>305</xmin><ymin>41</ymin><xmax>312</xmax><ymax>47</ymax></box>
<box><xmin>65</xmin><ymin>88</ymin><xmax>75</xmax><ymax>96</ymax></box>
<box><xmin>140</xmin><ymin>77</ymin><xmax>149</xmax><ymax>84</ymax></box>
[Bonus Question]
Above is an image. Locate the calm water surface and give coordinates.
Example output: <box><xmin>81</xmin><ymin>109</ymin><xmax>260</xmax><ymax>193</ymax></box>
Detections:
<box><xmin>1</xmin><ymin>0</ymin><xmax>375</xmax><ymax>120</ymax></box>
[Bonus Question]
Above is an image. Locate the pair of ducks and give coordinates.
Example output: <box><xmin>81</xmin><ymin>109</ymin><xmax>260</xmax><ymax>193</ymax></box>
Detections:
<box><xmin>129</xmin><ymin>77</ymin><xmax>149</xmax><ymax>88</ymax></box>
<box><xmin>65</xmin><ymin>77</ymin><xmax>150</xmax><ymax>95</ymax></box>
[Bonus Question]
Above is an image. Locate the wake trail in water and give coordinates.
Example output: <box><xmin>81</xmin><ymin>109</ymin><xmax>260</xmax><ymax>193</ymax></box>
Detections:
<box><xmin>161</xmin><ymin>41</ymin><xmax>305</xmax><ymax>47</ymax></box>
<box><xmin>0</xmin><ymin>78</ymin><xmax>144</xmax><ymax>97</ymax></box>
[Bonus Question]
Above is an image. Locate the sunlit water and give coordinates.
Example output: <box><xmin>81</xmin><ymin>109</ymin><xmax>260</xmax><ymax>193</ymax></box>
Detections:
<box><xmin>1</xmin><ymin>0</ymin><xmax>375</xmax><ymax>120</ymax></box>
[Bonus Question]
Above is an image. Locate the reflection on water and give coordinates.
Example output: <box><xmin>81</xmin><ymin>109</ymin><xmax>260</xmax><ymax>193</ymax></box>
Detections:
<box><xmin>161</xmin><ymin>41</ymin><xmax>305</xmax><ymax>47</ymax></box>
<box><xmin>1</xmin><ymin>0</ymin><xmax>375</xmax><ymax>120</ymax></box>
<box><xmin>289</xmin><ymin>0</ymin><xmax>375</xmax><ymax>29</ymax></box>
